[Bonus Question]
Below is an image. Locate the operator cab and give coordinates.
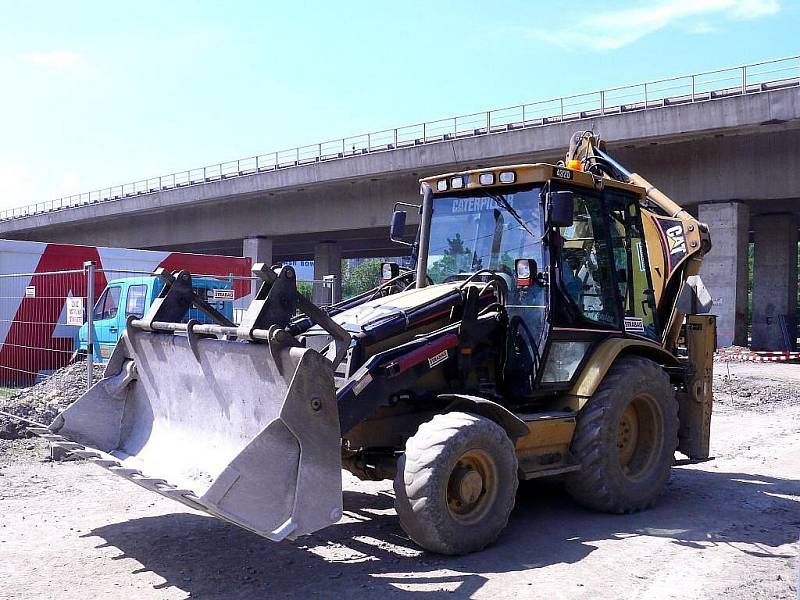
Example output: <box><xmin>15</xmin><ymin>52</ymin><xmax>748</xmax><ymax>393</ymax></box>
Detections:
<box><xmin>409</xmin><ymin>164</ymin><xmax>662</xmax><ymax>402</ymax></box>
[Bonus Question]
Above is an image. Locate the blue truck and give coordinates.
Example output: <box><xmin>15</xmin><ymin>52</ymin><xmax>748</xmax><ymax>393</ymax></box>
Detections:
<box><xmin>76</xmin><ymin>275</ymin><xmax>235</xmax><ymax>361</ymax></box>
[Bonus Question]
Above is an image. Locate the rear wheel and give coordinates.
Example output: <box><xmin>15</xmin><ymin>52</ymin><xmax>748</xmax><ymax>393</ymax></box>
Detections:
<box><xmin>565</xmin><ymin>355</ymin><xmax>678</xmax><ymax>513</ymax></box>
<box><xmin>393</xmin><ymin>412</ymin><xmax>518</xmax><ymax>555</ymax></box>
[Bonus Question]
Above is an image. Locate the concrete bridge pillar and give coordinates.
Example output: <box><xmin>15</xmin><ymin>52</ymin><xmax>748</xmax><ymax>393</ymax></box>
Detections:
<box><xmin>243</xmin><ymin>236</ymin><xmax>273</xmax><ymax>266</ymax></box>
<box><xmin>243</xmin><ymin>236</ymin><xmax>273</xmax><ymax>294</ymax></box>
<box><xmin>313</xmin><ymin>241</ymin><xmax>342</xmax><ymax>305</ymax></box>
<box><xmin>698</xmin><ymin>202</ymin><xmax>749</xmax><ymax>347</ymax></box>
<box><xmin>751</xmin><ymin>214</ymin><xmax>797</xmax><ymax>351</ymax></box>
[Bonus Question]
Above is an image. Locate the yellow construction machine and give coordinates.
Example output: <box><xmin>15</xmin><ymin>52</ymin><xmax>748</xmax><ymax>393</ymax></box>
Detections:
<box><xmin>34</xmin><ymin>131</ymin><xmax>715</xmax><ymax>555</ymax></box>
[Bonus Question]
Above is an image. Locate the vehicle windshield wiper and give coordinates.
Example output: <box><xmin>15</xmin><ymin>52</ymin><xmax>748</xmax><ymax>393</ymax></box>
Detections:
<box><xmin>489</xmin><ymin>193</ymin><xmax>540</xmax><ymax>242</ymax></box>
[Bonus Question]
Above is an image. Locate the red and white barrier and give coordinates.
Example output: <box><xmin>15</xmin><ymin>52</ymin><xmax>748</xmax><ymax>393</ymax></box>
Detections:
<box><xmin>715</xmin><ymin>347</ymin><xmax>800</xmax><ymax>362</ymax></box>
<box><xmin>0</xmin><ymin>239</ymin><xmax>251</xmax><ymax>384</ymax></box>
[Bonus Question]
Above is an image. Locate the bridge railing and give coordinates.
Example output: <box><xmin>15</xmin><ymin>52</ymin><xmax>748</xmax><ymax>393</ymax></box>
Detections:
<box><xmin>3</xmin><ymin>55</ymin><xmax>799</xmax><ymax>222</ymax></box>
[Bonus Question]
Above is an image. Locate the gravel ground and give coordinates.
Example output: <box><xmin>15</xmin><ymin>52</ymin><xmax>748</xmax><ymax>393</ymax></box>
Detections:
<box><xmin>714</xmin><ymin>360</ymin><xmax>800</xmax><ymax>411</ymax></box>
<box><xmin>0</xmin><ymin>361</ymin><xmax>798</xmax><ymax>599</ymax></box>
<box><xmin>0</xmin><ymin>362</ymin><xmax>104</xmax><ymax>444</ymax></box>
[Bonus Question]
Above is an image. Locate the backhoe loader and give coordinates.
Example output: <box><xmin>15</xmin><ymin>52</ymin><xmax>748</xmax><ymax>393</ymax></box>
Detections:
<box><xmin>33</xmin><ymin>131</ymin><xmax>715</xmax><ymax>555</ymax></box>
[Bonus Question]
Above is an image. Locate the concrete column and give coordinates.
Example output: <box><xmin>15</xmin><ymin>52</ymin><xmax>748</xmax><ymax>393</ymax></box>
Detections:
<box><xmin>243</xmin><ymin>236</ymin><xmax>273</xmax><ymax>294</ymax></box>
<box><xmin>242</xmin><ymin>236</ymin><xmax>273</xmax><ymax>266</ymax></box>
<box><xmin>698</xmin><ymin>202</ymin><xmax>749</xmax><ymax>347</ymax></box>
<box><xmin>751</xmin><ymin>214</ymin><xmax>798</xmax><ymax>351</ymax></box>
<box><xmin>313</xmin><ymin>241</ymin><xmax>342</xmax><ymax>304</ymax></box>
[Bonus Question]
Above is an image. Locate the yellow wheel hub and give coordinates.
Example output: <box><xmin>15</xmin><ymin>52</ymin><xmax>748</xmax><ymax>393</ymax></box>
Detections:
<box><xmin>446</xmin><ymin>449</ymin><xmax>498</xmax><ymax>524</ymax></box>
<box><xmin>615</xmin><ymin>394</ymin><xmax>661</xmax><ymax>480</ymax></box>
<box><xmin>617</xmin><ymin>403</ymin><xmax>640</xmax><ymax>468</ymax></box>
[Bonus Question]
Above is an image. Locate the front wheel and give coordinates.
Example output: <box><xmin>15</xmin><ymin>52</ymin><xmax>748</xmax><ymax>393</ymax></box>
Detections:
<box><xmin>565</xmin><ymin>355</ymin><xmax>678</xmax><ymax>513</ymax></box>
<box><xmin>393</xmin><ymin>412</ymin><xmax>518</xmax><ymax>555</ymax></box>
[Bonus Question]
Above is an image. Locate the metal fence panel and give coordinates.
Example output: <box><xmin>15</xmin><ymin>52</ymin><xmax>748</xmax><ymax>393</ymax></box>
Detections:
<box><xmin>0</xmin><ymin>264</ymin><xmax>342</xmax><ymax>392</ymax></box>
<box><xmin>0</xmin><ymin>269</ymin><xmax>87</xmax><ymax>387</ymax></box>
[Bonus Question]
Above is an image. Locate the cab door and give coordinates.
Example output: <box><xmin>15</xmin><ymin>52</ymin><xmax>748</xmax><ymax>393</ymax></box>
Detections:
<box><xmin>606</xmin><ymin>192</ymin><xmax>660</xmax><ymax>340</ymax></box>
<box><xmin>540</xmin><ymin>187</ymin><xmax>623</xmax><ymax>390</ymax></box>
<box><xmin>538</xmin><ymin>185</ymin><xmax>659</xmax><ymax>390</ymax></box>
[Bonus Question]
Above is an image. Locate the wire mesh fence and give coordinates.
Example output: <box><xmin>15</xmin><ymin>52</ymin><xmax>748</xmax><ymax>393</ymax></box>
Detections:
<box><xmin>0</xmin><ymin>264</ymin><xmax>339</xmax><ymax>393</ymax></box>
<box><xmin>0</xmin><ymin>269</ymin><xmax>88</xmax><ymax>389</ymax></box>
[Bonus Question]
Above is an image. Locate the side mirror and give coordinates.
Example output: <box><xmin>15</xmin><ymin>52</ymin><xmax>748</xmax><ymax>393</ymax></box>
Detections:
<box><xmin>548</xmin><ymin>191</ymin><xmax>574</xmax><ymax>228</ymax></box>
<box><xmin>389</xmin><ymin>210</ymin><xmax>407</xmax><ymax>242</ymax></box>
<box><xmin>515</xmin><ymin>258</ymin><xmax>538</xmax><ymax>287</ymax></box>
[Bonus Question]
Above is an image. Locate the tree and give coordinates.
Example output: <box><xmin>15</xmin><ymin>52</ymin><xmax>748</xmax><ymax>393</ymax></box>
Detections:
<box><xmin>297</xmin><ymin>281</ymin><xmax>313</xmax><ymax>301</ymax></box>
<box><xmin>342</xmin><ymin>259</ymin><xmax>382</xmax><ymax>299</ymax></box>
<box><xmin>428</xmin><ymin>234</ymin><xmax>473</xmax><ymax>282</ymax></box>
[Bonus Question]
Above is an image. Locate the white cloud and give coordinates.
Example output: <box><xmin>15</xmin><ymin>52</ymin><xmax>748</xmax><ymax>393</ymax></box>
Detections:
<box><xmin>526</xmin><ymin>0</ymin><xmax>779</xmax><ymax>50</ymax></box>
<box><xmin>730</xmin><ymin>0</ymin><xmax>780</xmax><ymax>18</ymax></box>
<box><xmin>687</xmin><ymin>21</ymin><xmax>719</xmax><ymax>34</ymax></box>
<box><xmin>23</xmin><ymin>49</ymin><xmax>84</xmax><ymax>70</ymax></box>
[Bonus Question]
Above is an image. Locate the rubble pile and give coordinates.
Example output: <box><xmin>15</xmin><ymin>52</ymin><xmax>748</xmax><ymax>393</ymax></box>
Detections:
<box><xmin>714</xmin><ymin>371</ymin><xmax>799</xmax><ymax>411</ymax></box>
<box><xmin>0</xmin><ymin>362</ymin><xmax>104</xmax><ymax>441</ymax></box>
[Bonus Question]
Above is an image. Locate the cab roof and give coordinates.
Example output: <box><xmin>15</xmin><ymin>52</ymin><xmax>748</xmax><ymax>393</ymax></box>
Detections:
<box><xmin>105</xmin><ymin>275</ymin><xmax>230</xmax><ymax>286</ymax></box>
<box><xmin>420</xmin><ymin>163</ymin><xmax>645</xmax><ymax>197</ymax></box>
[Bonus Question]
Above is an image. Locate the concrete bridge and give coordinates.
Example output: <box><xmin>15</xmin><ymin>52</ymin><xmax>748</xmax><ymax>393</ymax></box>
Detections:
<box><xmin>1</xmin><ymin>57</ymin><xmax>799</xmax><ymax>349</ymax></box>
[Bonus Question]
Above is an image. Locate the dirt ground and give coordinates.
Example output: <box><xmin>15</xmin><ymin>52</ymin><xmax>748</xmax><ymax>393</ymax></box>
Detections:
<box><xmin>1</xmin><ymin>361</ymin><xmax>798</xmax><ymax>599</ymax></box>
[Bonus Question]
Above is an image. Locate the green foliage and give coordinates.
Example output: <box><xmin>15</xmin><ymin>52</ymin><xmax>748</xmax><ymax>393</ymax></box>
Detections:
<box><xmin>746</xmin><ymin>241</ymin><xmax>800</xmax><ymax>326</ymax></box>
<box><xmin>499</xmin><ymin>251</ymin><xmax>515</xmax><ymax>272</ymax></box>
<box><xmin>342</xmin><ymin>259</ymin><xmax>382</xmax><ymax>299</ymax></box>
<box><xmin>297</xmin><ymin>281</ymin><xmax>313</xmax><ymax>301</ymax></box>
<box><xmin>428</xmin><ymin>234</ymin><xmax>473</xmax><ymax>283</ymax></box>
<box><xmin>748</xmin><ymin>242</ymin><xmax>753</xmax><ymax>324</ymax></box>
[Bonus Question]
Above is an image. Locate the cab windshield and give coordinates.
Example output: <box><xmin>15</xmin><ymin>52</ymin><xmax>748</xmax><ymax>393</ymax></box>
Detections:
<box><xmin>426</xmin><ymin>187</ymin><xmax>543</xmax><ymax>284</ymax></box>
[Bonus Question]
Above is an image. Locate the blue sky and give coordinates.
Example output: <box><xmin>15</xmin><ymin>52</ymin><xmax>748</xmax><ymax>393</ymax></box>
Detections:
<box><xmin>0</xmin><ymin>0</ymin><xmax>794</xmax><ymax>209</ymax></box>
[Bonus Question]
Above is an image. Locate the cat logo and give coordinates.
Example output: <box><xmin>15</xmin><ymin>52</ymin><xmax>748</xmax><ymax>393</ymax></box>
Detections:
<box><xmin>665</xmin><ymin>224</ymin><xmax>687</xmax><ymax>255</ymax></box>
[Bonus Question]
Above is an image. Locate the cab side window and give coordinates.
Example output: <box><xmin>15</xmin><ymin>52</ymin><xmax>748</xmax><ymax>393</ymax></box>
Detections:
<box><xmin>558</xmin><ymin>195</ymin><xmax>619</xmax><ymax>327</ymax></box>
<box><xmin>607</xmin><ymin>194</ymin><xmax>659</xmax><ymax>339</ymax></box>
<box><xmin>93</xmin><ymin>286</ymin><xmax>121</xmax><ymax>320</ymax></box>
<box><xmin>125</xmin><ymin>284</ymin><xmax>148</xmax><ymax>318</ymax></box>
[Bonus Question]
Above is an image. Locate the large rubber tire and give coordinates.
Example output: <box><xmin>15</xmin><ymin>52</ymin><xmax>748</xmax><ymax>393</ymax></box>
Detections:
<box><xmin>393</xmin><ymin>412</ymin><xmax>518</xmax><ymax>555</ymax></box>
<box><xmin>565</xmin><ymin>355</ymin><xmax>678</xmax><ymax>513</ymax></box>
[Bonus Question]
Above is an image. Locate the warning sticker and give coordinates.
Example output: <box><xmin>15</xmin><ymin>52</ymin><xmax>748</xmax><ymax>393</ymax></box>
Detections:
<box><xmin>66</xmin><ymin>297</ymin><xmax>84</xmax><ymax>326</ymax></box>
<box><xmin>25</xmin><ymin>286</ymin><xmax>35</xmax><ymax>298</ymax></box>
<box><xmin>352</xmin><ymin>371</ymin><xmax>373</xmax><ymax>396</ymax></box>
<box><xmin>624</xmin><ymin>317</ymin><xmax>645</xmax><ymax>333</ymax></box>
<box><xmin>212</xmin><ymin>289</ymin><xmax>235</xmax><ymax>301</ymax></box>
<box><xmin>428</xmin><ymin>349</ymin><xmax>449</xmax><ymax>369</ymax></box>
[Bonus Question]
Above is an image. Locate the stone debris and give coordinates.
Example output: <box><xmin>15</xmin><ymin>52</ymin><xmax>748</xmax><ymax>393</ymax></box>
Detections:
<box><xmin>0</xmin><ymin>362</ymin><xmax>104</xmax><ymax>441</ymax></box>
<box><xmin>713</xmin><ymin>371</ymin><xmax>799</xmax><ymax>411</ymax></box>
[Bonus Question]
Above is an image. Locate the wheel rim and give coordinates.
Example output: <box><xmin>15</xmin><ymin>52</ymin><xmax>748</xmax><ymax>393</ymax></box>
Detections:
<box><xmin>616</xmin><ymin>394</ymin><xmax>662</xmax><ymax>480</ymax></box>
<box><xmin>446</xmin><ymin>449</ymin><xmax>498</xmax><ymax>525</ymax></box>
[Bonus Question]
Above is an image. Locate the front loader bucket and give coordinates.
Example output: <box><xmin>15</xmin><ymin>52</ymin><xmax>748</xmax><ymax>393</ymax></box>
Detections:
<box><xmin>44</xmin><ymin>324</ymin><xmax>343</xmax><ymax>541</ymax></box>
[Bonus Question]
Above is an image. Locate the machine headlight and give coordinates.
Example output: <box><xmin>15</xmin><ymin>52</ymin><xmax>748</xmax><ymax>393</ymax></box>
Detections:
<box><xmin>479</xmin><ymin>172</ymin><xmax>495</xmax><ymax>185</ymax></box>
<box><xmin>450</xmin><ymin>176</ymin><xmax>464</xmax><ymax>189</ymax></box>
<box><xmin>437</xmin><ymin>179</ymin><xmax>448</xmax><ymax>192</ymax></box>
<box><xmin>499</xmin><ymin>171</ymin><xmax>516</xmax><ymax>184</ymax></box>
<box><xmin>514</xmin><ymin>258</ymin><xmax>537</xmax><ymax>287</ymax></box>
<box><xmin>381</xmin><ymin>262</ymin><xmax>400</xmax><ymax>282</ymax></box>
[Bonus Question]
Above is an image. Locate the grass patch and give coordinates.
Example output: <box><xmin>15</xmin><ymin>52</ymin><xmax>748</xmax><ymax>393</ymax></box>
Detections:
<box><xmin>0</xmin><ymin>386</ymin><xmax>22</xmax><ymax>399</ymax></box>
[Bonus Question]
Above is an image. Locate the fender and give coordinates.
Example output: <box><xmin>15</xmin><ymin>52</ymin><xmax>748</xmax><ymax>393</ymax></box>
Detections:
<box><xmin>439</xmin><ymin>394</ymin><xmax>529</xmax><ymax>440</ymax></box>
<box><xmin>568</xmin><ymin>337</ymin><xmax>680</xmax><ymax>402</ymax></box>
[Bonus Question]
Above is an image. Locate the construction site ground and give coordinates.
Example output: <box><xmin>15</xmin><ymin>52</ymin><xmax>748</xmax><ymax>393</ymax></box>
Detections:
<box><xmin>1</xmin><ymin>361</ymin><xmax>798</xmax><ymax>599</ymax></box>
